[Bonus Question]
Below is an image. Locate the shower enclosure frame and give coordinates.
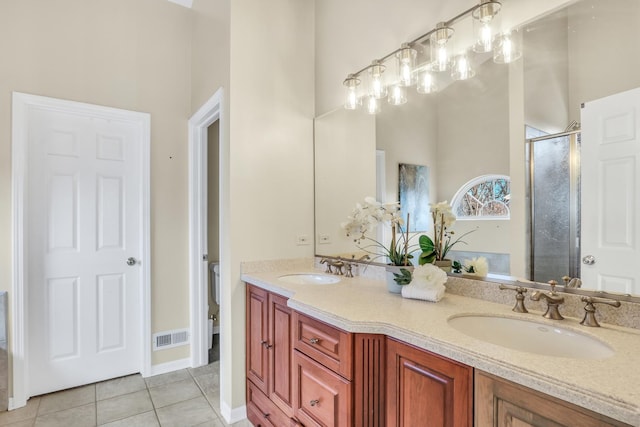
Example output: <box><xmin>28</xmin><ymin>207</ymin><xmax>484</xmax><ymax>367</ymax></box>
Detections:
<box><xmin>526</xmin><ymin>129</ymin><xmax>581</xmax><ymax>282</ymax></box>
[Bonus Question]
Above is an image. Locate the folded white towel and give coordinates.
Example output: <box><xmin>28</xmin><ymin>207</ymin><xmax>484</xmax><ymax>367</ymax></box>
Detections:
<box><xmin>401</xmin><ymin>283</ymin><xmax>445</xmax><ymax>302</ymax></box>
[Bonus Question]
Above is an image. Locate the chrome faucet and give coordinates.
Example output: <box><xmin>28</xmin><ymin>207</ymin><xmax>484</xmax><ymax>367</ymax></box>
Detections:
<box><xmin>580</xmin><ymin>296</ymin><xmax>621</xmax><ymax>327</ymax></box>
<box><xmin>530</xmin><ymin>280</ymin><xmax>565</xmax><ymax>320</ymax></box>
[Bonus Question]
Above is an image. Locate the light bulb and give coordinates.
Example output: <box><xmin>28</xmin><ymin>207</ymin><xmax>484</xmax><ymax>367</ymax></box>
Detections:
<box><xmin>366</xmin><ymin>95</ymin><xmax>381</xmax><ymax>114</ymax></box>
<box><xmin>396</xmin><ymin>44</ymin><xmax>417</xmax><ymax>87</ymax></box>
<box><xmin>343</xmin><ymin>74</ymin><xmax>361</xmax><ymax>110</ymax></box>
<box><xmin>368</xmin><ymin>60</ymin><xmax>387</xmax><ymax>99</ymax></box>
<box><xmin>451</xmin><ymin>53</ymin><xmax>475</xmax><ymax>81</ymax></box>
<box><xmin>430</xmin><ymin>22</ymin><xmax>454</xmax><ymax>72</ymax></box>
<box><xmin>478</xmin><ymin>23</ymin><xmax>493</xmax><ymax>52</ymax></box>
<box><xmin>472</xmin><ymin>0</ymin><xmax>501</xmax><ymax>53</ymax></box>
<box><xmin>388</xmin><ymin>85</ymin><xmax>407</xmax><ymax>106</ymax></box>
<box><xmin>417</xmin><ymin>69</ymin><xmax>437</xmax><ymax>94</ymax></box>
<box><xmin>494</xmin><ymin>29</ymin><xmax>522</xmax><ymax>64</ymax></box>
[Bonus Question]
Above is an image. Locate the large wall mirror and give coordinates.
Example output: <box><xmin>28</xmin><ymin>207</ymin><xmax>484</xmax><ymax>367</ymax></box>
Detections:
<box><xmin>315</xmin><ymin>0</ymin><xmax>640</xmax><ymax>297</ymax></box>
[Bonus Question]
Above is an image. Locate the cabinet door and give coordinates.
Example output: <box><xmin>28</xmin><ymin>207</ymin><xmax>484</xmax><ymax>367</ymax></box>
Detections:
<box><xmin>475</xmin><ymin>371</ymin><xmax>632</xmax><ymax>427</ymax></box>
<box><xmin>269</xmin><ymin>292</ymin><xmax>294</xmax><ymax>416</ymax></box>
<box><xmin>246</xmin><ymin>285</ymin><xmax>269</xmax><ymax>395</ymax></box>
<box><xmin>386</xmin><ymin>338</ymin><xmax>472</xmax><ymax>427</ymax></box>
<box><xmin>293</xmin><ymin>350</ymin><xmax>352</xmax><ymax>427</ymax></box>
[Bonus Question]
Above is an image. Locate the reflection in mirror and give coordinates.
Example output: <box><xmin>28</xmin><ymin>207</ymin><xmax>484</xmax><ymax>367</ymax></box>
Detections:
<box><xmin>315</xmin><ymin>0</ymin><xmax>640</xmax><ymax>296</ymax></box>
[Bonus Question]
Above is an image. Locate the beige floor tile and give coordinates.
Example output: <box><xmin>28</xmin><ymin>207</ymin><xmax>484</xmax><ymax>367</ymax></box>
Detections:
<box><xmin>97</xmin><ymin>375</ymin><xmax>146</xmax><ymax>401</ymax></box>
<box><xmin>98</xmin><ymin>411</ymin><xmax>159</xmax><ymax>427</ymax></box>
<box><xmin>34</xmin><ymin>403</ymin><xmax>95</xmax><ymax>427</ymax></box>
<box><xmin>144</xmin><ymin>370</ymin><xmax>190</xmax><ymax>389</ymax></box>
<box><xmin>194</xmin><ymin>418</ymin><xmax>226</xmax><ymax>427</ymax></box>
<box><xmin>148</xmin><ymin>378</ymin><xmax>201</xmax><ymax>409</ymax></box>
<box><xmin>155</xmin><ymin>396</ymin><xmax>217</xmax><ymax>427</ymax></box>
<box><xmin>194</xmin><ymin>371</ymin><xmax>219</xmax><ymax>393</ymax></box>
<box><xmin>37</xmin><ymin>385</ymin><xmax>95</xmax><ymax>416</ymax></box>
<box><xmin>188</xmin><ymin>362</ymin><xmax>219</xmax><ymax>379</ymax></box>
<box><xmin>0</xmin><ymin>397</ymin><xmax>40</xmax><ymax>426</ymax></box>
<box><xmin>4</xmin><ymin>419</ymin><xmax>35</xmax><ymax>427</ymax></box>
<box><xmin>96</xmin><ymin>390</ymin><xmax>153</xmax><ymax>425</ymax></box>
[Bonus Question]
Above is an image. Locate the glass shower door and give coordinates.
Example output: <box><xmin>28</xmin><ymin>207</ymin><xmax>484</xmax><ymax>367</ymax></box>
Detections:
<box><xmin>527</xmin><ymin>130</ymin><xmax>581</xmax><ymax>283</ymax></box>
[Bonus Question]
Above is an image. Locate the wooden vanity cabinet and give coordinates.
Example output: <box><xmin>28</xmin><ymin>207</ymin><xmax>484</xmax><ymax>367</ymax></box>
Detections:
<box><xmin>386</xmin><ymin>338</ymin><xmax>473</xmax><ymax>427</ymax></box>
<box><xmin>292</xmin><ymin>311</ymin><xmax>354</xmax><ymax>427</ymax></box>
<box><xmin>246</xmin><ymin>284</ymin><xmax>295</xmax><ymax>425</ymax></box>
<box><xmin>475</xmin><ymin>371</ymin><xmax>632</xmax><ymax>427</ymax></box>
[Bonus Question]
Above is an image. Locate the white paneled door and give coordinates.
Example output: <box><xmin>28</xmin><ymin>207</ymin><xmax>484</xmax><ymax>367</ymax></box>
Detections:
<box><xmin>581</xmin><ymin>87</ymin><xmax>640</xmax><ymax>295</ymax></box>
<box><xmin>25</xmin><ymin>103</ymin><xmax>145</xmax><ymax>396</ymax></box>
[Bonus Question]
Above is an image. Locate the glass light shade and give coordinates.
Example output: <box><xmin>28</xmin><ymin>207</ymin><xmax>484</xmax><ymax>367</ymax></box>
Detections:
<box><xmin>366</xmin><ymin>95</ymin><xmax>381</xmax><ymax>114</ymax></box>
<box><xmin>417</xmin><ymin>68</ymin><xmax>437</xmax><ymax>94</ymax></box>
<box><xmin>395</xmin><ymin>43</ymin><xmax>417</xmax><ymax>87</ymax></box>
<box><xmin>451</xmin><ymin>52</ymin><xmax>475</xmax><ymax>81</ymax></box>
<box><xmin>343</xmin><ymin>74</ymin><xmax>361</xmax><ymax>110</ymax></box>
<box><xmin>472</xmin><ymin>0</ymin><xmax>501</xmax><ymax>53</ymax></box>
<box><xmin>368</xmin><ymin>60</ymin><xmax>387</xmax><ymax>99</ymax></box>
<box><xmin>388</xmin><ymin>85</ymin><xmax>407</xmax><ymax>106</ymax></box>
<box><xmin>430</xmin><ymin>23</ymin><xmax>454</xmax><ymax>72</ymax></box>
<box><xmin>494</xmin><ymin>29</ymin><xmax>522</xmax><ymax>64</ymax></box>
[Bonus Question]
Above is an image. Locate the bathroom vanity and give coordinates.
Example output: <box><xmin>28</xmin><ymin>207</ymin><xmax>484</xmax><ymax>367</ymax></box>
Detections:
<box><xmin>243</xmin><ymin>271</ymin><xmax>638</xmax><ymax>426</ymax></box>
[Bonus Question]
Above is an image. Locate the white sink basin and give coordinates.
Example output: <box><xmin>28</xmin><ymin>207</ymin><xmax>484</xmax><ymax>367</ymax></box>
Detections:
<box><xmin>448</xmin><ymin>315</ymin><xmax>614</xmax><ymax>359</ymax></box>
<box><xmin>278</xmin><ymin>273</ymin><xmax>340</xmax><ymax>285</ymax></box>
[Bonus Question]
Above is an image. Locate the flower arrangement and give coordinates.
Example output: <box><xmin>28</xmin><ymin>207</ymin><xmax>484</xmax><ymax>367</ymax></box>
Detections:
<box><xmin>418</xmin><ymin>201</ymin><xmax>474</xmax><ymax>265</ymax></box>
<box><xmin>342</xmin><ymin>197</ymin><xmax>417</xmax><ymax>266</ymax></box>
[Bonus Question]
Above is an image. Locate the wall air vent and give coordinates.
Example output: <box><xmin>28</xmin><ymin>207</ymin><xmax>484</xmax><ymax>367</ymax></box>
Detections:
<box><xmin>153</xmin><ymin>328</ymin><xmax>190</xmax><ymax>351</ymax></box>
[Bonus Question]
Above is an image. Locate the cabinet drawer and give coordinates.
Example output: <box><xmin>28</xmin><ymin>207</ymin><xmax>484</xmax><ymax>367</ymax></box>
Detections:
<box><xmin>247</xmin><ymin>380</ymin><xmax>294</xmax><ymax>427</ymax></box>
<box><xmin>293</xmin><ymin>350</ymin><xmax>352</xmax><ymax>427</ymax></box>
<box><xmin>293</xmin><ymin>311</ymin><xmax>353</xmax><ymax>379</ymax></box>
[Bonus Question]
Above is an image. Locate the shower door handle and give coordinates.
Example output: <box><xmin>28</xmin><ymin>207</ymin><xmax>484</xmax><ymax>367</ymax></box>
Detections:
<box><xmin>582</xmin><ymin>255</ymin><xmax>596</xmax><ymax>265</ymax></box>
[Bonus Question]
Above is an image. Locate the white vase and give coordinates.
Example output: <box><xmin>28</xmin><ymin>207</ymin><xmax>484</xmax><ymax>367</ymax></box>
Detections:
<box><xmin>385</xmin><ymin>265</ymin><xmax>414</xmax><ymax>294</ymax></box>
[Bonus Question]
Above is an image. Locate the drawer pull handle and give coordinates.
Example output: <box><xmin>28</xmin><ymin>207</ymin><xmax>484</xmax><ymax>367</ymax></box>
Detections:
<box><xmin>309</xmin><ymin>338</ymin><xmax>320</xmax><ymax>344</ymax></box>
<box><xmin>264</xmin><ymin>413</ymin><xmax>270</xmax><ymax>418</ymax></box>
<box><xmin>260</xmin><ymin>340</ymin><xmax>273</xmax><ymax>349</ymax></box>
<box><xmin>310</xmin><ymin>399</ymin><xmax>319</xmax><ymax>407</ymax></box>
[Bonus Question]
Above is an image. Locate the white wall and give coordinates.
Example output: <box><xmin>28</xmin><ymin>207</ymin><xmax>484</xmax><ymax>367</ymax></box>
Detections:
<box><xmin>315</xmin><ymin>108</ymin><xmax>377</xmax><ymax>256</ymax></box>
<box><xmin>567</xmin><ymin>0</ymin><xmax>640</xmax><ymax>122</ymax></box>
<box><xmin>227</xmin><ymin>0</ymin><xmax>315</xmax><ymax>412</ymax></box>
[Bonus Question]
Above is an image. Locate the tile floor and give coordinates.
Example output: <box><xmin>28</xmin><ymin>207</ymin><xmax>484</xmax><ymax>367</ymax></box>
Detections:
<box><xmin>0</xmin><ymin>362</ymin><xmax>252</xmax><ymax>427</ymax></box>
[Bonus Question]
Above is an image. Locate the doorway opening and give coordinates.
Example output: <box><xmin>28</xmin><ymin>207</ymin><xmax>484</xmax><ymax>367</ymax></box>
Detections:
<box><xmin>206</xmin><ymin>120</ymin><xmax>220</xmax><ymax>364</ymax></box>
<box><xmin>188</xmin><ymin>88</ymin><xmax>225</xmax><ymax>371</ymax></box>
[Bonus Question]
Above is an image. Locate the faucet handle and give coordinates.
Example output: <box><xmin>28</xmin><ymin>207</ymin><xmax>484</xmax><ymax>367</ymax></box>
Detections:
<box><xmin>547</xmin><ymin>279</ymin><xmax>558</xmax><ymax>294</ymax></box>
<box><xmin>580</xmin><ymin>296</ymin><xmax>621</xmax><ymax>327</ymax></box>
<box><xmin>499</xmin><ymin>284</ymin><xmax>529</xmax><ymax>313</ymax></box>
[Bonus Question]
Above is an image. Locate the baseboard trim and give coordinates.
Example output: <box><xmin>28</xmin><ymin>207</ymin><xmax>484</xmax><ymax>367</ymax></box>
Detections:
<box><xmin>146</xmin><ymin>357</ymin><xmax>191</xmax><ymax>377</ymax></box>
<box><xmin>8</xmin><ymin>397</ymin><xmax>27</xmax><ymax>411</ymax></box>
<box><xmin>220</xmin><ymin>401</ymin><xmax>247</xmax><ymax>424</ymax></box>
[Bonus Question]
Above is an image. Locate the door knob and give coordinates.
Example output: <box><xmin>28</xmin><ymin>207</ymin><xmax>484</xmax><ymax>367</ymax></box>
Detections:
<box><xmin>582</xmin><ymin>255</ymin><xmax>596</xmax><ymax>265</ymax></box>
<box><xmin>127</xmin><ymin>257</ymin><xmax>137</xmax><ymax>266</ymax></box>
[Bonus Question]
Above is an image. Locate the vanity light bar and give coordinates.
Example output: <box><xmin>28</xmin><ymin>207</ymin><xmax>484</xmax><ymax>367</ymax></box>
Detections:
<box><xmin>343</xmin><ymin>0</ymin><xmax>521</xmax><ymax>112</ymax></box>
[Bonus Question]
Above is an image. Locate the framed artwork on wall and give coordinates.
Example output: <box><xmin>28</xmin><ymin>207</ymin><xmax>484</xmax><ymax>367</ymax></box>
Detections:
<box><xmin>399</xmin><ymin>163</ymin><xmax>430</xmax><ymax>232</ymax></box>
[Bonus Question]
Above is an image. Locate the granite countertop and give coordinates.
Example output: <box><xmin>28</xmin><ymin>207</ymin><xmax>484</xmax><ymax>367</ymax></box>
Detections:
<box><xmin>242</xmin><ymin>269</ymin><xmax>640</xmax><ymax>426</ymax></box>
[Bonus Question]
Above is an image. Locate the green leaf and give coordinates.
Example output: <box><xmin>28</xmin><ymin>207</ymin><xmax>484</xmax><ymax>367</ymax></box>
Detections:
<box><xmin>393</xmin><ymin>268</ymin><xmax>413</xmax><ymax>285</ymax></box>
<box><xmin>418</xmin><ymin>251</ymin><xmax>436</xmax><ymax>265</ymax></box>
<box><xmin>418</xmin><ymin>235</ymin><xmax>435</xmax><ymax>252</ymax></box>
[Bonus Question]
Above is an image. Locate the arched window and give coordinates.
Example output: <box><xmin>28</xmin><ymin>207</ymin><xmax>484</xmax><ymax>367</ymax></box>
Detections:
<box><xmin>451</xmin><ymin>175</ymin><xmax>510</xmax><ymax>219</ymax></box>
